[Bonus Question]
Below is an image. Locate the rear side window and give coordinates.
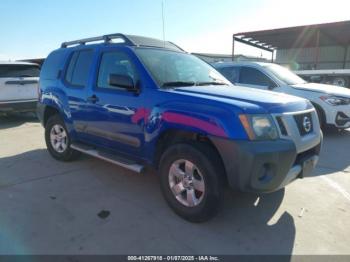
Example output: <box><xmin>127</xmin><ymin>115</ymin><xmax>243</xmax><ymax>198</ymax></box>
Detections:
<box><xmin>65</xmin><ymin>50</ymin><xmax>94</xmax><ymax>87</ymax></box>
<box><xmin>41</xmin><ymin>50</ymin><xmax>68</xmax><ymax>80</ymax></box>
<box><xmin>218</xmin><ymin>66</ymin><xmax>239</xmax><ymax>83</ymax></box>
<box><xmin>239</xmin><ymin>67</ymin><xmax>276</xmax><ymax>87</ymax></box>
<box><xmin>0</xmin><ymin>64</ymin><xmax>40</xmax><ymax>78</ymax></box>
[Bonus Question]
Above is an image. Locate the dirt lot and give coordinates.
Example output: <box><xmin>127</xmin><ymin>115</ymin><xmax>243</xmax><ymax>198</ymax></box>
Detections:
<box><xmin>0</xmin><ymin>113</ymin><xmax>349</xmax><ymax>255</ymax></box>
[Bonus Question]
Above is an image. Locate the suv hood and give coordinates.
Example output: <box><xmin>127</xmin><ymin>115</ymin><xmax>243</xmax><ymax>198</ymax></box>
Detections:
<box><xmin>292</xmin><ymin>83</ymin><xmax>350</xmax><ymax>97</ymax></box>
<box><xmin>171</xmin><ymin>85</ymin><xmax>311</xmax><ymax>114</ymax></box>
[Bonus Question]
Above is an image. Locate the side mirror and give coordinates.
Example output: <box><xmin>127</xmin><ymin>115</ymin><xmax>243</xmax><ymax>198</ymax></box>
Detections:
<box><xmin>109</xmin><ymin>74</ymin><xmax>136</xmax><ymax>91</ymax></box>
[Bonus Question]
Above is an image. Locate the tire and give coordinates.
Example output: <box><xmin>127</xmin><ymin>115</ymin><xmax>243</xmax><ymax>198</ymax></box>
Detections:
<box><xmin>315</xmin><ymin>108</ymin><xmax>339</xmax><ymax>132</ymax></box>
<box><xmin>159</xmin><ymin>142</ymin><xmax>224</xmax><ymax>223</ymax></box>
<box><xmin>45</xmin><ymin>114</ymin><xmax>80</xmax><ymax>161</ymax></box>
<box><xmin>314</xmin><ymin>107</ymin><xmax>341</xmax><ymax>132</ymax></box>
<box><xmin>312</xmin><ymin>103</ymin><xmax>326</xmax><ymax>130</ymax></box>
<box><xmin>315</xmin><ymin>108</ymin><xmax>325</xmax><ymax>129</ymax></box>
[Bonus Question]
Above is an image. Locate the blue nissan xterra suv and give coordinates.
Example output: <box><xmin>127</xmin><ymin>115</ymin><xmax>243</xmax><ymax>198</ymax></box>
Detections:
<box><xmin>37</xmin><ymin>34</ymin><xmax>322</xmax><ymax>222</ymax></box>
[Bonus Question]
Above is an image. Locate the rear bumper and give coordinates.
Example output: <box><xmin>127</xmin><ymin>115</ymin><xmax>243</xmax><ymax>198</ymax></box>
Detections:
<box><xmin>210</xmin><ymin>136</ymin><xmax>322</xmax><ymax>193</ymax></box>
<box><xmin>0</xmin><ymin>100</ymin><xmax>37</xmax><ymax>112</ymax></box>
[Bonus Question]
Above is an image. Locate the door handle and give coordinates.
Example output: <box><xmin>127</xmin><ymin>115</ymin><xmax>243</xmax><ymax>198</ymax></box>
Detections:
<box><xmin>87</xmin><ymin>95</ymin><xmax>99</xmax><ymax>103</ymax></box>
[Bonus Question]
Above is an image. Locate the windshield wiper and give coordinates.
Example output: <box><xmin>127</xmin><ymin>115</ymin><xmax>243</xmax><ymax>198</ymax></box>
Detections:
<box><xmin>18</xmin><ymin>75</ymin><xmax>34</xmax><ymax>78</ymax></box>
<box><xmin>162</xmin><ymin>81</ymin><xmax>196</xmax><ymax>88</ymax></box>
<box><xmin>196</xmin><ymin>81</ymin><xmax>227</xmax><ymax>86</ymax></box>
<box><xmin>162</xmin><ymin>81</ymin><xmax>228</xmax><ymax>88</ymax></box>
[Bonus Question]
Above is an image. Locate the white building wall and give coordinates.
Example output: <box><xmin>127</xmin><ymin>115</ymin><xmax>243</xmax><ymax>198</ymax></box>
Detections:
<box><xmin>276</xmin><ymin>45</ymin><xmax>350</xmax><ymax>70</ymax></box>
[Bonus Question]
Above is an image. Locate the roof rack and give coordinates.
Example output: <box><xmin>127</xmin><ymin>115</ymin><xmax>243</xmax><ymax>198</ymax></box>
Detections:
<box><xmin>60</xmin><ymin>33</ymin><xmax>185</xmax><ymax>52</ymax></box>
<box><xmin>61</xmin><ymin>33</ymin><xmax>134</xmax><ymax>48</ymax></box>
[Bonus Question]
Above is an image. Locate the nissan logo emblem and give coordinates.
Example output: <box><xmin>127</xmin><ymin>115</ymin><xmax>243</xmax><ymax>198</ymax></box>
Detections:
<box><xmin>303</xmin><ymin>116</ymin><xmax>312</xmax><ymax>133</ymax></box>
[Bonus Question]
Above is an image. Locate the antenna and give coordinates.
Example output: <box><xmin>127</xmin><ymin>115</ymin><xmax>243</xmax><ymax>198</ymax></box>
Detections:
<box><xmin>161</xmin><ymin>0</ymin><xmax>166</xmax><ymax>44</ymax></box>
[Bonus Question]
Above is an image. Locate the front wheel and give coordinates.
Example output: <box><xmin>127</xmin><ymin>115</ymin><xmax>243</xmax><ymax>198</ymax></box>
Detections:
<box><xmin>45</xmin><ymin>114</ymin><xmax>80</xmax><ymax>161</ymax></box>
<box><xmin>159</xmin><ymin>143</ymin><xmax>224</xmax><ymax>222</ymax></box>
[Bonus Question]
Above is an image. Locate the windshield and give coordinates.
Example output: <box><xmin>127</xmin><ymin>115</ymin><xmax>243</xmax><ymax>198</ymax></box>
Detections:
<box><xmin>263</xmin><ymin>64</ymin><xmax>307</xmax><ymax>85</ymax></box>
<box><xmin>134</xmin><ymin>48</ymin><xmax>230</xmax><ymax>88</ymax></box>
<box><xmin>0</xmin><ymin>64</ymin><xmax>40</xmax><ymax>78</ymax></box>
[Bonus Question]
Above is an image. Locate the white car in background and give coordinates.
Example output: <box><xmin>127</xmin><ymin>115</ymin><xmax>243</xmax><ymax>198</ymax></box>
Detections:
<box><xmin>214</xmin><ymin>62</ymin><xmax>350</xmax><ymax>129</ymax></box>
<box><xmin>0</xmin><ymin>61</ymin><xmax>40</xmax><ymax>114</ymax></box>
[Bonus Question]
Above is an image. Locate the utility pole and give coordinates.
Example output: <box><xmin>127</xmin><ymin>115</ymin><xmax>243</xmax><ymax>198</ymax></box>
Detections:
<box><xmin>162</xmin><ymin>0</ymin><xmax>166</xmax><ymax>43</ymax></box>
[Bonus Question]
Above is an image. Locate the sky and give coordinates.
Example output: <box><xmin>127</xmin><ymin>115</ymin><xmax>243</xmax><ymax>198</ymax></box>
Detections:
<box><xmin>0</xmin><ymin>0</ymin><xmax>349</xmax><ymax>60</ymax></box>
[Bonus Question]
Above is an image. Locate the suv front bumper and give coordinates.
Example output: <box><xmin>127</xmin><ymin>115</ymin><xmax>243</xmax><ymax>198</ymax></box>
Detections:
<box><xmin>321</xmin><ymin>101</ymin><xmax>350</xmax><ymax>128</ymax></box>
<box><xmin>335</xmin><ymin>112</ymin><xmax>350</xmax><ymax>128</ymax></box>
<box><xmin>211</xmin><ymin>136</ymin><xmax>322</xmax><ymax>193</ymax></box>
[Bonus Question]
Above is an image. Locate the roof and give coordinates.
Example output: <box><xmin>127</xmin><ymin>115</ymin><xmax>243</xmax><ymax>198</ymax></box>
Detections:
<box><xmin>213</xmin><ymin>61</ymin><xmax>268</xmax><ymax>68</ymax></box>
<box><xmin>192</xmin><ymin>53</ymin><xmax>232</xmax><ymax>58</ymax></box>
<box><xmin>233</xmin><ymin>20</ymin><xmax>350</xmax><ymax>50</ymax></box>
<box><xmin>18</xmin><ymin>58</ymin><xmax>45</xmax><ymax>65</ymax></box>
<box><xmin>0</xmin><ymin>61</ymin><xmax>39</xmax><ymax>66</ymax></box>
<box><xmin>61</xmin><ymin>33</ymin><xmax>184</xmax><ymax>52</ymax></box>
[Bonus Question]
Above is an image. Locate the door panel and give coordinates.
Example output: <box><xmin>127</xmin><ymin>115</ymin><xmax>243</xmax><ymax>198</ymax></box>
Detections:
<box><xmin>60</xmin><ymin>49</ymin><xmax>95</xmax><ymax>142</ymax></box>
<box><xmin>83</xmin><ymin>49</ymin><xmax>145</xmax><ymax>157</ymax></box>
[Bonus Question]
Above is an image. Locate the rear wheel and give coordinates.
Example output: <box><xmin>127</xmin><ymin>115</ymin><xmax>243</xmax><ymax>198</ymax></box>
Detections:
<box><xmin>45</xmin><ymin>114</ymin><xmax>80</xmax><ymax>161</ymax></box>
<box><xmin>159</xmin><ymin>143</ymin><xmax>224</xmax><ymax>222</ymax></box>
<box><xmin>312</xmin><ymin>103</ymin><xmax>326</xmax><ymax>129</ymax></box>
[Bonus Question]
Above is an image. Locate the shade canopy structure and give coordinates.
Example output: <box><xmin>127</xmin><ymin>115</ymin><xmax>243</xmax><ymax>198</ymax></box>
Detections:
<box><xmin>232</xmin><ymin>20</ymin><xmax>350</xmax><ymax>62</ymax></box>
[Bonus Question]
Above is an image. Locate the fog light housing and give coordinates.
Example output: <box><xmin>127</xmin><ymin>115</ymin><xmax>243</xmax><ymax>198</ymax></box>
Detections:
<box><xmin>258</xmin><ymin>163</ymin><xmax>274</xmax><ymax>183</ymax></box>
<box><xmin>335</xmin><ymin>112</ymin><xmax>350</xmax><ymax>126</ymax></box>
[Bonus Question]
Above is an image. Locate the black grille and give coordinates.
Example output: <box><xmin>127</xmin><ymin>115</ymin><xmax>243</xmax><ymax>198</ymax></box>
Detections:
<box><xmin>276</xmin><ymin>116</ymin><xmax>288</xmax><ymax>136</ymax></box>
<box><xmin>293</xmin><ymin>143</ymin><xmax>321</xmax><ymax>167</ymax></box>
<box><xmin>294</xmin><ymin>113</ymin><xmax>313</xmax><ymax>136</ymax></box>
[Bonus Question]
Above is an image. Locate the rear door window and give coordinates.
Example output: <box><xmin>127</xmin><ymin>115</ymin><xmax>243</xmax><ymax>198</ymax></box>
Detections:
<box><xmin>218</xmin><ymin>66</ymin><xmax>239</xmax><ymax>83</ymax></box>
<box><xmin>65</xmin><ymin>50</ymin><xmax>94</xmax><ymax>87</ymax></box>
<box><xmin>41</xmin><ymin>50</ymin><xmax>67</xmax><ymax>80</ymax></box>
<box><xmin>0</xmin><ymin>64</ymin><xmax>40</xmax><ymax>78</ymax></box>
<box><xmin>239</xmin><ymin>67</ymin><xmax>276</xmax><ymax>87</ymax></box>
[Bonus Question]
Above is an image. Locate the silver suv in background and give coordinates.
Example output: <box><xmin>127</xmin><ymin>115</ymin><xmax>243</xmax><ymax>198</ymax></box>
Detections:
<box><xmin>214</xmin><ymin>62</ymin><xmax>350</xmax><ymax>129</ymax></box>
<box><xmin>0</xmin><ymin>61</ymin><xmax>40</xmax><ymax>114</ymax></box>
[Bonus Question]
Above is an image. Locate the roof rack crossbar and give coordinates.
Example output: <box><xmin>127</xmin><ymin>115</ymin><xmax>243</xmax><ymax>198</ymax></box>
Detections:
<box><xmin>61</xmin><ymin>33</ymin><xmax>135</xmax><ymax>48</ymax></box>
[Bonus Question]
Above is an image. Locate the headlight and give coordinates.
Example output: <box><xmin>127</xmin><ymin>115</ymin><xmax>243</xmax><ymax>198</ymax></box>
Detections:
<box><xmin>239</xmin><ymin>114</ymin><xmax>279</xmax><ymax>140</ymax></box>
<box><xmin>320</xmin><ymin>96</ymin><xmax>350</xmax><ymax>106</ymax></box>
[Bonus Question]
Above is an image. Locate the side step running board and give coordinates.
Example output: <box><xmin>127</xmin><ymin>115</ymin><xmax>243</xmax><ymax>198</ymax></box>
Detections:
<box><xmin>71</xmin><ymin>143</ymin><xmax>144</xmax><ymax>173</ymax></box>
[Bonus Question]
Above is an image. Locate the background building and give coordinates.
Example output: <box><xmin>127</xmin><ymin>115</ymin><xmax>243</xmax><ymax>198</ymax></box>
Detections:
<box><xmin>192</xmin><ymin>53</ymin><xmax>268</xmax><ymax>63</ymax></box>
<box><xmin>232</xmin><ymin>20</ymin><xmax>350</xmax><ymax>87</ymax></box>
